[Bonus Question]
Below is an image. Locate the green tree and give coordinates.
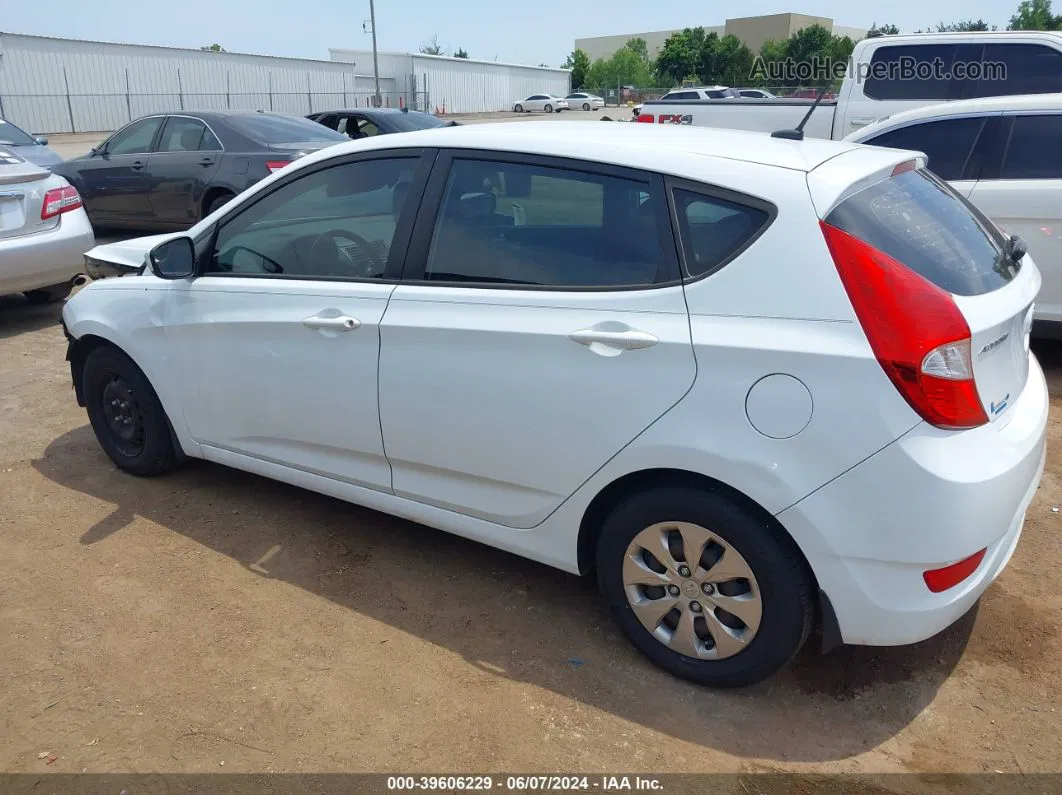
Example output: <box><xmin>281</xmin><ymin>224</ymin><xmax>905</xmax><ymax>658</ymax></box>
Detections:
<box><xmin>751</xmin><ymin>38</ymin><xmax>788</xmax><ymax>87</ymax></box>
<box><xmin>200</xmin><ymin>43</ymin><xmax>226</xmax><ymax>52</ymax></box>
<box><xmin>562</xmin><ymin>48</ymin><xmax>591</xmax><ymax>88</ymax></box>
<box><xmin>696</xmin><ymin>31</ymin><xmax>721</xmax><ymax>83</ymax></box>
<box><xmin>1009</xmin><ymin>0</ymin><xmax>1062</xmax><ymax>28</ymax></box>
<box><xmin>586</xmin><ymin>42</ymin><xmax>653</xmax><ymax>89</ymax></box>
<box><xmin>866</xmin><ymin>22</ymin><xmax>900</xmax><ymax>37</ymax></box>
<box><xmin>655</xmin><ymin>27</ymin><xmax>707</xmax><ymax>86</ymax></box>
<box><xmin>936</xmin><ymin>19</ymin><xmax>996</xmax><ymax>31</ymax></box>
<box><xmin>454</xmin><ymin>47</ymin><xmax>469</xmax><ymax>59</ymax></box>
<box><xmin>710</xmin><ymin>34</ymin><xmax>754</xmax><ymax>86</ymax></box>
<box><xmin>824</xmin><ymin>34</ymin><xmax>855</xmax><ymax>86</ymax></box>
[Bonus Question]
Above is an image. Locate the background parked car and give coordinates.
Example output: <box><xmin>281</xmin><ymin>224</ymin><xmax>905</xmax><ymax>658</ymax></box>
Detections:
<box><xmin>307</xmin><ymin>107</ymin><xmax>456</xmax><ymax>139</ymax></box>
<box><xmin>737</xmin><ymin>88</ymin><xmax>777</xmax><ymax>99</ymax></box>
<box><xmin>0</xmin><ymin>148</ymin><xmax>93</xmax><ymax>302</ymax></box>
<box><xmin>633</xmin><ymin>86</ymin><xmax>739</xmax><ymax>117</ymax></box>
<box><xmin>513</xmin><ymin>95</ymin><xmax>568</xmax><ymax>113</ymax></box>
<box><xmin>51</xmin><ymin>110</ymin><xmax>348</xmax><ymax>231</ymax></box>
<box><xmin>846</xmin><ymin>92</ymin><xmax>1062</xmax><ymax>335</ymax></box>
<box><xmin>0</xmin><ymin>117</ymin><xmax>62</xmax><ymax>168</ymax></box>
<box><xmin>565</xmin><ymin>92</ymin><xmax>605</xmax><ymax>111</ymax></box>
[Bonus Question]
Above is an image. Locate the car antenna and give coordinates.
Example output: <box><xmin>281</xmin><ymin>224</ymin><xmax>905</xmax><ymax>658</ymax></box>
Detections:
<box><xmin>771</xmin><ymin>83</ymin><xmax>831</xmax><ymax>140</ymax></box>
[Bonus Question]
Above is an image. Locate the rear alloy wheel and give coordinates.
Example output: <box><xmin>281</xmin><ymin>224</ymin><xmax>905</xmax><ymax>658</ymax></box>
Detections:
<box><xmin>514</xmin><ymin>104</ymin><xmax>524</xmax><ymax>113</ymax></box>
<box><xmin>583</xmin><ymin>102</ymin><xmax>591</xmax><ymax>111</ymax></box>
<box><xmin>597</xmin><ymin>486</ymin><xmax>813</xmax><ymax>687</ymax></box>
<box><xmin>545</xmin><ymin>104</ymin><xmax>553</xmax><ymax>113</ymax></box>
<box><xmin>24</xmin><ymin>281</ymin><xmax>73</xmax><ymax>304</ymax></box>
<box><xmin>83</xmin><ymin>345</ymin><xmax>181</xmax><ymax>477</ymax></box>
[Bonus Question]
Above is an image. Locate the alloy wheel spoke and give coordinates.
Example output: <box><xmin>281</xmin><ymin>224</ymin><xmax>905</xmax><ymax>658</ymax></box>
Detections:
<box><xmin>676</xmin><ymin>523</ymin><xmax>711</xmax><ymax>574</ymax></box>
<box><xmin>623</xmin><ymin>552</ymin><xmax>676</xmax><ymax>587</ymax></box>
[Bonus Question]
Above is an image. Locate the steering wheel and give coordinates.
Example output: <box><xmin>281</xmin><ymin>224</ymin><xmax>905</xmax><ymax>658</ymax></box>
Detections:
<box><xmin>308</xmin><ymin>229</ymin><xmax>384</xmax><ymax>277</ymax></box>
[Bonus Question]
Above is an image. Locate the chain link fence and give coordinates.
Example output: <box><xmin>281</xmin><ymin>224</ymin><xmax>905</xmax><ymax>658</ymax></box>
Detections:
<box><xmin>0</xmin><ymin>90</ymin><xmax>433</xmax><ymax>136</ymax></box>
<box><xmin>584</xmin><ymin>85</ymin><xmax>838</xmax><ymax>110</ymax></box>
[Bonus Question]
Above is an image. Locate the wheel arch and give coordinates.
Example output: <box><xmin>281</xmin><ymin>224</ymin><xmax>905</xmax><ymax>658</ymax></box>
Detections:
<box><xmin>200</xmin><ymin>185</ymin><xmax>236</xmax><ymax>219</ymax></box>
<box><xmin>67</xmin><ymin>331</ymin><xmax>189</xmax><ymax>462</ymax></box>
<box><xmin>575</xmin><ymin>467</ymin><xmax>836</xmax><ymax>645</ymax></box>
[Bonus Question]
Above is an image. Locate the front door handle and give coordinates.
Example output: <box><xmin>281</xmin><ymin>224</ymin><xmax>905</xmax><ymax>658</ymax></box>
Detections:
<box><xmin>569</xmin><ymin>328</ymin><xmax>659</xmax><ymax>350</ymax></box>
<box><xmin>199</xmin><ymin>157</ymin><xmax>215</xmax><ymax>166</ymax></box>
<box><xmin>131</xmin><ymin>160</ymin><xmax>145</xmax><ymax>171</ymax></box>
<box><xmin>302</xmin><ymin>314</ymin><xmax>360</xmax><ymax>331</ymax></box>
<box><xmin>849</xmin><ymin>116</ymin><xmax>875</xmax><ymax>127</ymax></box>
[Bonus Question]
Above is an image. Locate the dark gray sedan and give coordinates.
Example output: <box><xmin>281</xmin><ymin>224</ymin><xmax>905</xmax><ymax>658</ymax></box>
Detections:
<box><xmin>52</xmin><ymin>110</ymin><xmax>348</xmax><ymax>231</ymax></box>
<box><xmin>0</xmin><ymin>117</ymin><xmax>63</xmax><ymax>168</ymax></box>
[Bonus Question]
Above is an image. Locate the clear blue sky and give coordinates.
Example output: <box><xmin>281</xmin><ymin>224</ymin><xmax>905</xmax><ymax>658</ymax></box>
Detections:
<box><xmin>3</xmin><ymin>0</ymin><xmax>1024</xmax><ymax>67</ymax></box>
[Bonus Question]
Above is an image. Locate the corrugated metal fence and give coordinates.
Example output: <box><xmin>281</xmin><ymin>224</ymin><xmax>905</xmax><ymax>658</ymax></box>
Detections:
<box><xmin>0</xmin><ymin>33</ymin><xmax>408</xmax><ymax>134</ymax></box>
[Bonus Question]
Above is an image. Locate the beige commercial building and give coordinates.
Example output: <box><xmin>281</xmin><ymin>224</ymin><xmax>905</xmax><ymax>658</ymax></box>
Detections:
<box><xmin>575</xmin><ymin>12</ymin><xmax>867</xmax><ymax>62</ymax></box>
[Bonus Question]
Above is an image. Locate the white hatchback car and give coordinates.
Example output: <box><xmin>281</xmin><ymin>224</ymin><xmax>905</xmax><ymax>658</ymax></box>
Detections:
<box><xmin>513</xmin><ymin>94</ymin><xmax>568</xmax><ymax>113</ymax></box>
<box><xmin>0</xmin><ymin>149</ymin><xmax>94</xmax><ymax>303</ymax></box>
<box><xmin>64</xmin><ymin>123</ymin><xmax>1047</xmax><ymax>688</ymax></box>
<box><xmin>846</xmin><ymin>93</ymin><xmax>1062</xmax><ymax>337</ymax></box>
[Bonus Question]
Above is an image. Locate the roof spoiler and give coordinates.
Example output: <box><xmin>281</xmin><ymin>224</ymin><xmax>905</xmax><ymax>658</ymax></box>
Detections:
<box><xmin>771</xmin><ymin>84</ymin><xmax>832</xmax><ymax>141</ymax></box>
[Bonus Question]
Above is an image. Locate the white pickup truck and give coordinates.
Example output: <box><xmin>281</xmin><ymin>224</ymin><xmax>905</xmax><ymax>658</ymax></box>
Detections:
<box><xmin>636</xmin><ymin>31</ymin><xmax>1062</xmax><ymax>139</ymax></box>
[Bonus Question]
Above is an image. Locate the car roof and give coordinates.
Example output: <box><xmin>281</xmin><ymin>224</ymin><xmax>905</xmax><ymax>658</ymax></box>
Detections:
<box><xmin>316</xmin><ymin>107</ymin><xmax>428</xmax><ymax>116</ymax></box>
<box><xmin>848</xmin><ymin>93</ymin><xmax>1062</xmax><ymax>141</ymax></box>
<box><xmin>310</xmin><ymin>119</ymin><xmax>867</xmax><ymax>173</ymax></box>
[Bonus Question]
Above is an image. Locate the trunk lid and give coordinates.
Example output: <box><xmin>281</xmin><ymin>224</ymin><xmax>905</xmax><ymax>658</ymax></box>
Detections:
<box><xmin>815</xmin><ymin>153</ymin><xmax>1035</xmax><ymax>425</ymax></box>
<box><xmin>0</xmin><ymin>150</ymin><xmax>54</xmax><ymax>240</ymax></box>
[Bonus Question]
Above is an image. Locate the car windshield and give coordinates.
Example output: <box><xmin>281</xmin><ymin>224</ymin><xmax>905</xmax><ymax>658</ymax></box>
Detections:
<box><xmin>0</xmin><ymin>119</ymin><xmax>37</xmax><ymax>146</ymax></box>
<box><xmin>228</xmin><ymin>114</ymin><xmax>348</xmax><ymax>144</ymax></box>
<box><xmin>386</xmin><ymin>111</ymin><xmax>448</xmax><ymax>132</ymax></box>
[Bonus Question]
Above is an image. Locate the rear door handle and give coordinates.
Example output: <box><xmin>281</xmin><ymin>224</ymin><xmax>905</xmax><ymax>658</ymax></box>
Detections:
<box><xmin>849</xmin><ymin>116</ymin><xmax>875</xmax><ymax>127</ymax></box>
<box><xmin>131</xmin><ymin>160</ymin><xmax>145</xmax><ymax>171</ymax></box>
<box><xmin>303</xmin><ymin>314</ymin><xmax>360</xmax><ymax>332</ymax></box>
<box><xmin>569</xmin><ymin>328</ymin><xmax>658</xmax><ymax>350</ymax></box>
<box><xmin>199</xmin><ymin>157</ymin><xmax>215</xmax><ymax>166</ymax></box>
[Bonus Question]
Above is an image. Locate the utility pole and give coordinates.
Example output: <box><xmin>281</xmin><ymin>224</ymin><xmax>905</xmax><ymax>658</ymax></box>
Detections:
<box><xmin>368</xmin><ymin>0</ymin><xmax>382</xmax><ymax>107</ymax></box>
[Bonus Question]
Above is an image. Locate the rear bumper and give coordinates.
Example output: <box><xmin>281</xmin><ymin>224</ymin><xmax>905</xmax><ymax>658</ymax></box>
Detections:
<box><xmin>779</xmin><ymin>353</ymin><xmax>1049</xmax><ymax>646</ymax></box>
<box><xmin>0</xmin><ymin>209</ymin><xmax>94</xmax><ymax>295</ymax></box>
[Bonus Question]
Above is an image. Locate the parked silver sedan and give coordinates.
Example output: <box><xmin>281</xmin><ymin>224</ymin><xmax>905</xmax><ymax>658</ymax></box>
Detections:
<box><xmin>0</xmin><ymin>149</ymin><xmax>94</xmax><ymax>303</ymax></box>
<box><xmin>513</xmin><ymin>94</ymin><xmax>569</xmax><ymax>113</ymax></box>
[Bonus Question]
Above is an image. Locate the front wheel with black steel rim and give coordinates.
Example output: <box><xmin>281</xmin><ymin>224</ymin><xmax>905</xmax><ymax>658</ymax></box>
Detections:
<box><xmin>83</xmin><ymin>345</ymin><xmax>181</xmax><ymax>477</ymax></box>
<box><xmin>597</xmin><ymin>486</ymin><xmax>813</xmax><ymax>688</ymax></box>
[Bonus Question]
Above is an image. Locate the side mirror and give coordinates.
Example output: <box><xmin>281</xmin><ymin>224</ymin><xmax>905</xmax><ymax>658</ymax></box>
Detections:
<box><xmin>35</xmin><ymin>136</ymin><xmax>49</xmax><ymax>146</ymax></box>
<box><xmin>149</xmin><ymin>236</ymin><xmax>197</xmax><ymax>280</ymax></box>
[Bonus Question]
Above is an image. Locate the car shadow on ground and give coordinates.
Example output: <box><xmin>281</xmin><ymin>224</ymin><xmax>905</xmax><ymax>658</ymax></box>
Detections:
<box><xmin>32</xmin><ymin>424</ymin><xmax>978</xmax><ymax>763</ymax></box>
<box><xmin>0</xmin><ymin>295</ymin><xmax>65</xmax><ymax>340</ymax></box>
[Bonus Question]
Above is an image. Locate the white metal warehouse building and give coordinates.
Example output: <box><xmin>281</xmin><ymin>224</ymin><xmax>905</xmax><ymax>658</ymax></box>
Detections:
<box><xmin>0</xmin><ymin>31</ymin><xmax>570</xmax><ymax>134</ymax></box>
<box><xmin>329</xmin><ymin>49</ymin><xmax>570</xmax><ymax>114</ymax></box>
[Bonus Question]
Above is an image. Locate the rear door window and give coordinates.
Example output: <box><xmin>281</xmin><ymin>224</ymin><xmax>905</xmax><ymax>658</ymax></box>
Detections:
<box><xmin>999</xmin><ymin>114</ymin><xmax>1062</xmax><ymax>179</ymax></box>
<box><xmin>862</xmin><ymin>117</ymin><xmax>987</xmax><ymax>181</ymax></box>
<box><xmin>825</xmin><ymin>168</ymin><xmax>1013</xmax><ymax>296</ymax></box>
<box><xmin>970</xmin><ymin>44</ymin><xmax>1062</xmax><ymax>98</ymax></box>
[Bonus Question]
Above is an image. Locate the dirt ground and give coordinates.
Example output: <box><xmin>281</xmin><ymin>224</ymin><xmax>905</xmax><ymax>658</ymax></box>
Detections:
<box><xmin>1</xmin><ymin>294</ymin><xmax>1060</xmax><ymax>777</ymax></box>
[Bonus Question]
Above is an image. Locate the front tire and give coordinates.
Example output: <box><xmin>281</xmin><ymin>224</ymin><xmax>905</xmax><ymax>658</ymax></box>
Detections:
<box><xmin>24</xmin><ymin>280</ymin><xmax>73</xmax><ymax>304</ymax></box>
<box><xmin>514</xmin><ymin>104</ymin><xmax>523</xmax><ymax>113</ymax></box>
<box><xmin>83</xmin><ymin>345</ymin><xmax>181</xmax><ymax>477</ymax></box>
<box><xmin>596</xmin><ymin>486</ymin><xmax>813</xmax><ymax>688</ymax></box>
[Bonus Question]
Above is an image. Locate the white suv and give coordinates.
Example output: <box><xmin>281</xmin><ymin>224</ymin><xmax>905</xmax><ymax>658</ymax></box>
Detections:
<box><xmin>847</xmin><ymin>93</ymin><xmax>1062</xmax><ymax>336</ymax></box>
<box><xmin>63</xmin><ymin>122</ymin><xmax>1047</xmax><ymax>688</ymax></box>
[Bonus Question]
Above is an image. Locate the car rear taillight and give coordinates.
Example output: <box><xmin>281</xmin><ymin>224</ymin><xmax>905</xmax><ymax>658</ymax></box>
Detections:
<box><xmin>41</xmin><ymin>185</ymin><xmax>82</xmax><ymax>220</ymax></box>
<box><xmin>820</xmin><ymin>221</ymin><xmax>989</xmax><ymax>430</ymax></box>
<box><xmin>636</xmin><ymin>114</ymin><xmax>654</xmax><ymax>123</ymax></box>
<box><xmin>923</xmin><ymin>548</ymin><xmax>987</xmax><ymax>592</ymax></box>
<box><xmin>266</xmin><ymin>160</ymin><xmax>291</xmax><ymax>174</ymax></box>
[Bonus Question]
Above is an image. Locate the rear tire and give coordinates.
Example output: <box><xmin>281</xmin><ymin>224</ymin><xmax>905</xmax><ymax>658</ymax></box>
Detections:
<box><xmin>514</xmin><ymin>104</ymin><xmax>524</xmax><ymax>113</ymax></box>
<box><xmin>596</xmin><ymin>485</ymin><xmax>813</xmax><ymax>688</ymax></box>
<box><xmin>24</xmin><ymin>281</ymin><xmax>73</xmax><ymax>304</ymax></box>
<box><xmin>545</xmin><ymin>104</ymin><xmax>553</xmax><ymax>113</ymax></box>
<box><xmin>204</xmin><ymin>191</ymin><xmax>234</xmax><ymax>218</ymax></box>
<box><xmin>583</xmin><ymin>103</ymin><xmax>591</xmax><ymax>111</ymax></box>
<box><xmin>82</xmin><ymin>345</ymin><xmax>181</xmax><ymax>477</ymax></box>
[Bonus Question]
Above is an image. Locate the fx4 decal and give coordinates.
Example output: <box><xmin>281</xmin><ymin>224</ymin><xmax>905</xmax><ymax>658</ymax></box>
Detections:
<box><xmin>658</xmin><ymin>114</ymin><xmax>693</xmax><ymax>125</ymax></box>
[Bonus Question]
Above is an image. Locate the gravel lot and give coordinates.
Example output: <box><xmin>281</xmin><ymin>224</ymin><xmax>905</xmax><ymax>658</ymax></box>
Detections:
<box><xmin>1</xmin><ymin>114</ymin><xmax>1060</xmax><ymax>777</ymax></box>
